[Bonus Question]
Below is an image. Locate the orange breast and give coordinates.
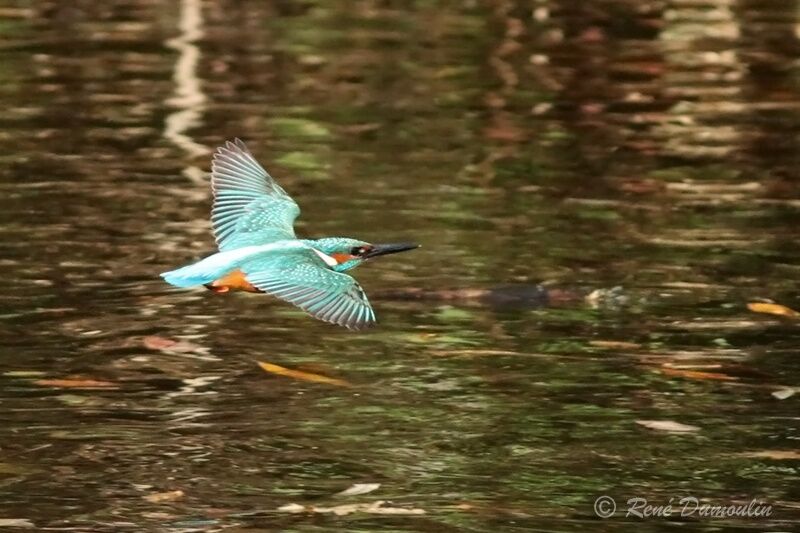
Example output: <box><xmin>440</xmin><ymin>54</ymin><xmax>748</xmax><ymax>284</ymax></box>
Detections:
<box><xmin>207</xmin><ymin>269</ymin><xmax>261</xmax><ymax>293</ymax></box>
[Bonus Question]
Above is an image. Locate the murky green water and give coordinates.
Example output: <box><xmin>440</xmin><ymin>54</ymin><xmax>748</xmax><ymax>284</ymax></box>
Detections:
<box><xmin>1</xmin><ymin>1</ymin><xmax>799</xmax><ymax>531</ymax></box>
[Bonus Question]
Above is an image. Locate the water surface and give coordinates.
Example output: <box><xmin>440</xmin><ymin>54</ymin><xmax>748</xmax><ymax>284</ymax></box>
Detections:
<box><xmin>0</xmin><ymin>1</ymin><xmax>799</xmax><ymax>531</ymax></box>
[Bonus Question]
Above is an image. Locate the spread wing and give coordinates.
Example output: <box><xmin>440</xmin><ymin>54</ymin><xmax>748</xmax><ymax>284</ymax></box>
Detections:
<box><xmin>241</xmin><ymin>248</ymin><xmax>376</xmax><ymax>331</ymax></box>
<box><xmin>211</xmin><ymin>139</ymin><xmax>301</xmax><ymax>251</ymax></box>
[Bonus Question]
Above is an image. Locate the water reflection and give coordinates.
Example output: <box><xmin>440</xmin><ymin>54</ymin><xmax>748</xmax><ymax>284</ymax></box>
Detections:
<box><xmin>163</xmin><ymin>0</ymin><xmax>209</xmax><ymax>163</ymax></box>
<box><xmin>0</xmin><ymin>1</ymin><xmax>799</xmax><ymax>531</ymax></box>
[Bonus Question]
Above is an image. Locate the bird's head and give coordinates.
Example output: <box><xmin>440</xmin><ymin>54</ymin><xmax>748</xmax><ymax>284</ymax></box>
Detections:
<box><xmin>309</xmin><ymin>238</ymin><xmax>419</xmax><ymax>272</ymax></box>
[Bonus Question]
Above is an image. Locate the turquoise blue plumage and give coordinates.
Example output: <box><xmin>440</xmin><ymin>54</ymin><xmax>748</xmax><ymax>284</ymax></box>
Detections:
<box><xmin>161</xmin><ymin>139</ymin><xmax>418</xmax><ymax>330</ymax></box>
<box><xmin>210</xmin><ymin>139</ymin><xmax>299</xmax><ymax>250</ymax></box>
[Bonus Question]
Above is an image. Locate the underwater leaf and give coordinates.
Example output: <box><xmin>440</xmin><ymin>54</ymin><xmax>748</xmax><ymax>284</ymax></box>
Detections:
<box><xmin>34</xmin><ymin>378</ymin><xmax>117</xmax><ymax>389</ymax></box>
<box><xmin>144</xmin><ymin>490</ymin><xmax>185</xmax><ymax>503</ymax></box>
<box><xmin>2</xmin><ymin>371</ymin><xmax>46</xmax><ymax>378</ymax></box>
<box><xmin>143</xmin><ymin>335</ymin><xmax>208</xmax><ymax>354</ymax></box>
<box><xmin>0</xmin><ymin>519</ymin><xmax>34</xmax><ymax>528</ymax></box>
<box><xmin>429</xmin><ymin>349</ymin><xmax>524</xmax><ymax>358</ymax></box>
<box><xmin>772</xmin><ymin>387</ymin><xmax>796</xmax><ymax>400</ymax></box>
<box><xmin>277</xmin><ymin>503</ymin><xmax>305</xmax><ymax>513</ymax></box>
<box><xmin>636</xmin><ymin>420</ymin><xmax>700</xmax><ymax>433</ymax></box>
<box><xmin>740</xmin><ymin>450</ymin><xmax>800</xmax><ymax>460</ymax></box>
<box><xmin>361</xmin><ymin>502</ymin><xmax>426</xmax><ymax>515</ymax></box>
<box><xmin>336</xmin><ymin>483</ymin><xmax>381</xmax><ymax>497</ymax></box>
<box><xmin>142</xmin><ymin>512</ymin><xmax>178</xmax><ymax>520</ymax></box>
<box><xmin>143</xmin><ymin>336</ymin><xmax>178</xmax><ymax>350</ymax></box>
<box><xmin>589</xmin><ymin>340</ymin><xmax>642</xmax><ymax>350</ymax></box>
<box><xmin>56</xmin><ymin>394</ymin><xmax>100</xmax><ymax>406</ymax></box>
<box><xmin>747</xmin><ymin>302</ymin><xmax>800</xmax><ymax>318</ymax></box>
<box><xmin>277</xmin><ymin>501</ymin><xmax>424</xmax><ymax>516</ymax></box>
<box><xmin>660</xmin><ymin>367</ymin><xmax>738</xmax><ymax>382</ymax></box>
<box><xmin>256</xmin><ymin>361</ymin><xmax>351</xmax><ymax>387</ymax></box>
<box><xmin>617</xmin><ymin>178</ymin><xmax>666</xmax><ymax>195</ymax></box>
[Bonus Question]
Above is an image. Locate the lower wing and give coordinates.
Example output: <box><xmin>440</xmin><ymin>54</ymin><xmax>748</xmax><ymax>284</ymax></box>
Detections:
<box><xmin>242</xmin><ymin>248</ymin><xmax>376</xmax><ymax>330</ymax></box>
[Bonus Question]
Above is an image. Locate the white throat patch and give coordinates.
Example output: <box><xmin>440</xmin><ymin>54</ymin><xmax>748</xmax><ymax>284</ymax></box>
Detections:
<box><xmin>313</xmin><ymin>249</ymin><xmax>339</xmax><ymax>267</ymax></box>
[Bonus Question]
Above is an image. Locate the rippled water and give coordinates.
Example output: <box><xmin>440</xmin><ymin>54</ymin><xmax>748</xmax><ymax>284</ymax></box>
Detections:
<box><xmin>1</xmin><ymin>1</ymin><xmax>799</xmax><ymax>531</ymax></box>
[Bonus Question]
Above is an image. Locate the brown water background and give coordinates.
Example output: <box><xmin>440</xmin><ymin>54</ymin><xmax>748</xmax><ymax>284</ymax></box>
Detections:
<box><xmin>0</xmin><ymin>1</ymin><xmax>799</xmax><ymax>531</ymax></box>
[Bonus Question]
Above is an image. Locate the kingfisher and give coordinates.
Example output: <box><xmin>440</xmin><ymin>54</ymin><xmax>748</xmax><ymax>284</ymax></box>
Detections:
<box><xmin>161</xmin><ymin>139</ymin><xmax>418</xmax><ymax>330</ymax></box>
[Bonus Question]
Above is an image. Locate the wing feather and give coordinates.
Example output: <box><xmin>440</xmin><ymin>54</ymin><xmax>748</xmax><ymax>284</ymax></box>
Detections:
<box><xmin>241</xmin><ymin>248</ymin><xmax>376</xmax><ymax>330</ymax></box>
<box><xmin>211</xmin><ymin>139</ymin><xmax>301</xmax><ymax>251</ymax></box>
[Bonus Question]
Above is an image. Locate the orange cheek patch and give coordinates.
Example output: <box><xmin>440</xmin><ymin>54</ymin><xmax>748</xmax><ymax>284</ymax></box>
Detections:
<box><xmin>331</xmin><ymin>253</ymin><xmax>355</xmax><ymax>265</ymax></box>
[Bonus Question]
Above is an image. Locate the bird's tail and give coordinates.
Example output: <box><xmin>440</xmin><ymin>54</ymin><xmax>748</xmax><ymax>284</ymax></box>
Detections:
<box><xmin>161</xmin><ymin>254</ymin><xmax>235</xmax><ymax>288</ymax></box>
<box><xmin>161</xmin><ymin>264</ymin><xmax>215</xmax><ymax>288</ymax></box>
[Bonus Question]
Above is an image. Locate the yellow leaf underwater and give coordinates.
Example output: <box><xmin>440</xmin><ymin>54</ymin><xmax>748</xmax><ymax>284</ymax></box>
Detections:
<box><xmin>660</xmin><ymin>367</ymin><xmax>738</xmax><ymax>382</ymax></box>
<box><xmin>740</xmin><ymin>450</ymin><xmax>800</xmax><ymax>460</ymax></box>
<box><xmin>747</xmin><ymin>302</ymin><xmax>800</xmax><ymax>318</ymax></box>
<box><xmin>256</xmin><ymin>361</ymin><xmax>351</xmax><ymax>387</ymax></box>
<box><xmin>589</xmin><ymin>340</ymin><xmax>643</xmax><ymax>350</ymax></box>
<box><xmin>34</xmin><ymin>378</ymin><xmax>117</xmax><ymax>389</ymax></box>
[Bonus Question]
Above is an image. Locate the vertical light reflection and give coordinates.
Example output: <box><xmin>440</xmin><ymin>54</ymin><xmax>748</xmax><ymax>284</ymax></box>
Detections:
<box><xmin>164</xmin><ymin>0</ymin><xmax>210</xmax><ymax>182</ymax></box>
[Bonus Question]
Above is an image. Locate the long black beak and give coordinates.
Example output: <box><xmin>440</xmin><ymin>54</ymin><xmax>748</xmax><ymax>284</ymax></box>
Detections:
<box><xmin>364</xmin><ymin>242</ymin><xmax>419</xmax><ymax>259</ymax></box>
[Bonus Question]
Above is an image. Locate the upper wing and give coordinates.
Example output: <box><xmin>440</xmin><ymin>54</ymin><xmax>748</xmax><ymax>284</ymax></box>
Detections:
<box><xmin>241</xmin><ymin>247</ymin><xmax>376</xmax><ymax>331</ymax></box>
<box><xmin>211</xmin><ymin>139</ymin><xmax>301</xmax><ymax>251</ymax></box>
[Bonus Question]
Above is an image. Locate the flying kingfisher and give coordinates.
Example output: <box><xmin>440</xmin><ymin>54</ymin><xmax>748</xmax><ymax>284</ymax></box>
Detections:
<box><xmin>161</xmin><ymin>139</ymin><xmax>418</xmax><ymax>330</ymax></box>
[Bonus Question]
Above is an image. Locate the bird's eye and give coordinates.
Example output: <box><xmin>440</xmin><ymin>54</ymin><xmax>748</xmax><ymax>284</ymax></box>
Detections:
<box><xmin>351</xmin><ymin>247</ymin><xmax>365</xmax><ymax>256</ymax></box>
